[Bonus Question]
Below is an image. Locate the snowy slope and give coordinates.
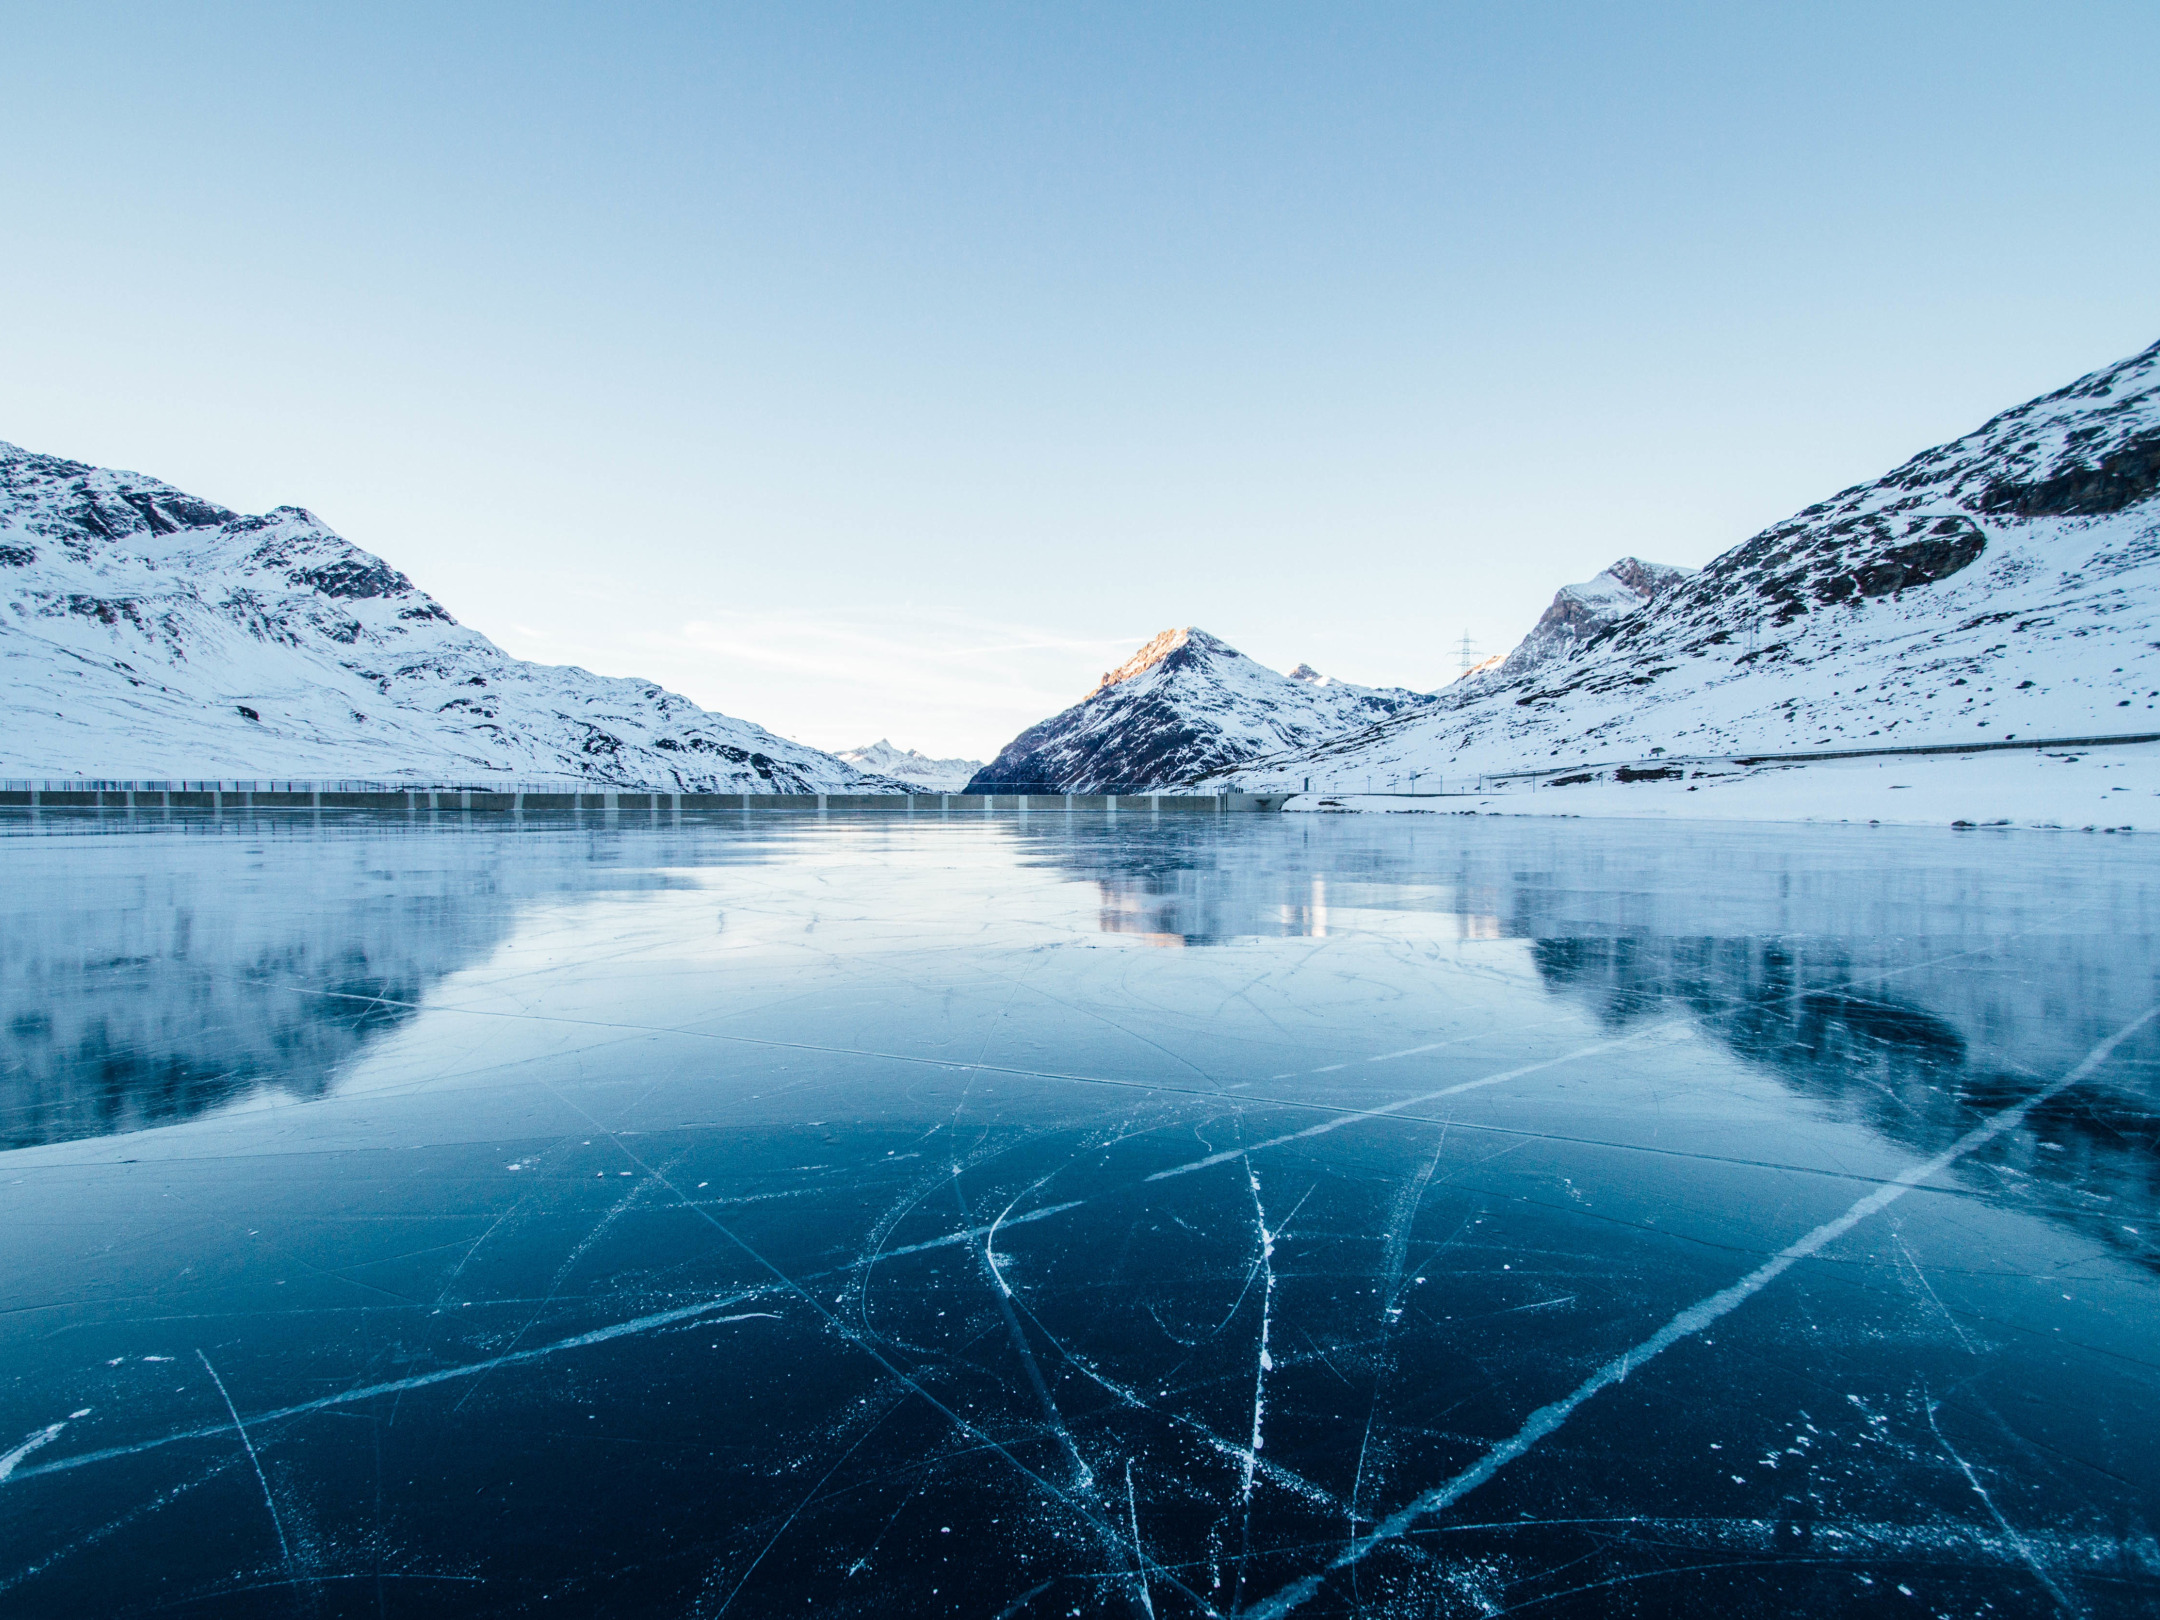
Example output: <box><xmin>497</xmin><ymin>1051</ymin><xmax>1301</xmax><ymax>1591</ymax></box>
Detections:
<box><xmin>1292</xmin><ymin>745</ymin><xmax>2160</xmax><ymax>833</ymax></box>
<box><xmin>968</xmin><ymin>627</ymin><xmax>1428</xmax><ymax>792</ymax></box>
<box><xmin>1219</xmin><ymin>338</ymin><xmax>2160</xmax><ymax>792</ymax></box>
<box><xmin>836</xmin><ymin>739</ymin><xmax>983</xmax><ymax>792</ymax></box>
<box><xmin>0</xmin><ymin>441</ymin><xmax>874</xmax><ymax>790</ymax></box>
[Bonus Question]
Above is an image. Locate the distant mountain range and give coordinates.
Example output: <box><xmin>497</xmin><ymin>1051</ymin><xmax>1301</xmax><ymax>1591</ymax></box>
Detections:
<box><xmin>10</xmin><ymin>335</ymin><xmax>2155</xmax><ymax>802</ymax></box>
<box><xmin>837</xmin><ymin>739</ymin><xmax>982</xmax><ymax>792</ymax></box>
<box><xmin>1210</xmin><ymin>336</ymin><xmax>2160</xmax><ymax>792</ymax></box>
<box><xmin>0</xmin><ymin>442</ymin><xmax>875</xmax><ymax>789</ymax></box>
<box><xmin>965</xmin><ymin>628</ymin><xmax>1426</xmax><ymax>792</ymax></box>
<box><xmin>955</xmin><ymin>567</ymin><xmax>1700</xmax><ymax>795</ymax></box>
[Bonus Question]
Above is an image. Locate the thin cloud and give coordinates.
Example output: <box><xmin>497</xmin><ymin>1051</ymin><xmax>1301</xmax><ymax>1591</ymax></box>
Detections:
<box><xmin>493</xmin><ymin>603</ymin><xmax>1154</xmax><ymax>758</ymax></box>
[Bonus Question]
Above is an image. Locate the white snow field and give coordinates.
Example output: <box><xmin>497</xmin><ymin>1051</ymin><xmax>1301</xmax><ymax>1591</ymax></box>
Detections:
<box><xmin>1289</xmin><ymin>739</ymin><xmax>2160</xmax><ymax>831</ymax></box>
<box><xmin>1217</xmin><ymin>337</ymin><xmax>2160</xmax><ymax>827</ymax></box>
<box><xmin>0</xmin><ymin>441</ymin><xmax>874</xmax><ymax>791</ymax></box>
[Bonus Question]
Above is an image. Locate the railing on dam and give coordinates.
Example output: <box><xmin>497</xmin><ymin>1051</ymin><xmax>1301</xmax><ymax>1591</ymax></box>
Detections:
<box><xmin>0</xmin><ymin>781</ymin><xmax>1287</xmax><ymax>814</ymax></box>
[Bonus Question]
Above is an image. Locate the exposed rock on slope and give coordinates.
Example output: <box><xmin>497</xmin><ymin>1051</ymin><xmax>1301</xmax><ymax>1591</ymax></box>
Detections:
<box><xmin>1484</xmin><ymin>557</ymin><xmax>1695</xmax><ymax>680</ymax></box>
<box><xmin>1217</xmin><ymin>337</ymin><xmax>2160</xmax><ymax>791</ymax></box>
<box><xmin>836</xmin><ymin>739</ymin><xmax>982</xmax><ymax>792</ymax></box>
<box><xmin>968</xmin><ymin>627</ymin><xmax>1426</xmax><ymax>792</ymax></box>
<box><xmin>0</xmin><ymin>440</ymin><xmax>873</xmax><ymax>789</ymax></box>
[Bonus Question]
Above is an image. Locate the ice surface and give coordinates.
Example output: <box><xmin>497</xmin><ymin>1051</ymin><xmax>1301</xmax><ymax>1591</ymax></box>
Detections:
<box><xmin>2</xmin><ymin>806</ymin><xmax>2157</xmax><ymax>1616</ymax></box>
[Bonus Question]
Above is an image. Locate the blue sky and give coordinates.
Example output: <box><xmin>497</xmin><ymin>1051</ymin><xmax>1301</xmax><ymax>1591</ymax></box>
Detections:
<box><xmin>3</xmin><ymin>3</ymin><xmax>2155</xmax><ymax>757</ymax></box>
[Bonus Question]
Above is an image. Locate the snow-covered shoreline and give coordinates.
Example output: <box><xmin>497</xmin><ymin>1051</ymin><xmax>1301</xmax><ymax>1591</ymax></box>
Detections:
<box><xmin>1287</xmin><ymin>740</ymin><xmax>2160</xmax><ymax>832</ymax></box>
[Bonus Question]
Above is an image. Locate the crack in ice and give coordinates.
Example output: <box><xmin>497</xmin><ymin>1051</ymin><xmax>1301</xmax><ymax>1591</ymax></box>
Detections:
<box><xmin>1148</xmin><ymin>1023</ymin><xmax>1689</xmax><ymax>1183</ymax></box>
<box><xmin>1241</xmin><ymin>1004</ymin><xmax>2160</xmax><ymax>1619</ymax></box>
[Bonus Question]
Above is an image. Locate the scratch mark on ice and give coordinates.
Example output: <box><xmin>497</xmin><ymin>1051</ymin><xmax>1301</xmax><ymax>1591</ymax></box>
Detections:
<box><xmin>1925</xmin><ymin>1396</ymin><xmax>2080</xmax><ymax>1617</ymax></box>
<box><xmin>964</xmin><ymin>1170</ymin><xmax>1095</xmax><ymax>1494</ymax></box>
<box><xmin>1243</xmin><ymin>1162</ymin><xmax>1276</xmax><ymax>1504</ymax></box>
<box><xmin>1231</xmin><ymin>1157</ymin><xmax>1278</xmax><ymax>1615</ymax></box>
<box><xmin>709</xmin><ymin>1393</ymin><xmax>904</xmax><ymax>1617</ymax></box>
<box><xmin>1147</xmin><ymin>1023</ymin><xmax>1686</xmax><ymax>1182</ymax></box>
<box><xmin>1379</xmin><ymin>1126</ymin><xmax>1449</xmax><ymax>1323</ymax></box>
<box><xmin>998</xmin><ymin>1281</ymin><xmax>1344</xmax><ymax>1512</ymax></box>
<box><xmin>9</xmin><ymin>1291</ymin><xmax>781</xmax><ymax>1488</ymax></box>
<box><xmin>196</xmin><ymin>1350</ymin><xmax>295</xmax><ymax>1579</ymax></box>
<box><xmin>1127</xmin><ymin>1460</ymin><xmax>1157</xmax><ymax>1620</ymax></box>
<box><xmin>907</xmin><ymin>1201</ymin><xmax>1083</xmax><ymax>1268</ymax></box>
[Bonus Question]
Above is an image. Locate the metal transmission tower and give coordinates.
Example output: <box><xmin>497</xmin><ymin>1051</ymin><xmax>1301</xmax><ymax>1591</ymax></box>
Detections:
<box><xmin>1456</xmin><ymin>630</ymin><xmax>1478</xmax><ymax>678</ymax></box>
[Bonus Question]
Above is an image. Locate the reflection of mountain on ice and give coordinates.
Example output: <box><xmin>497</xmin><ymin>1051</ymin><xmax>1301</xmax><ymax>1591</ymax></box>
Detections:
<box><xmin>0</xmin><ymin>439</ymin><xmax>871</xmax><ymax>790</ymax></box>
<box><xmin>0</xmin><ymin>822</ymin><xmax>689</xmax><ymax>1148</ymax></box>
<box><xmin>1525</xmin><ymin>928</ymin><xmax>2160</xmax><ymax>1276</ymax></box>
<box><xmin>1017</xmin><ymin>815</ymin><xmax>2160</xmax><ymax>1265</ymax></box>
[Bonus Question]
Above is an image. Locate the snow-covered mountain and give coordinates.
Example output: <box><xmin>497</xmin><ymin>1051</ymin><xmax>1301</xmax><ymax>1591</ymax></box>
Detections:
<box><xmin>1216</xmin><ymin>337</ymin><xmax>2160</xmax><ymax>792</ymax></box>
<box><xmin>1478</xmin><ymin>557</ymin><xmax>1695</xmax><ymax>682</ymax></box>
<box><xmin>967</xmin><ymin>627</ymin><xmax>1428</xmax><ymax>792</ymax></box>
<box><xmin>0</xmin><ymin>441</ymin><xmax>875</xmax><ymax>790</ymax></box>
<box><xmin>836</xmin><ymin>738</ymin><xmax>982</xmax><ymax>792</ymax></box>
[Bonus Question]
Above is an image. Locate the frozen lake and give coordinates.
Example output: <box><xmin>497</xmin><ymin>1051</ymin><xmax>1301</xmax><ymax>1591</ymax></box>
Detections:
<box><xmin>2</xmin><ymin>808</ymin><xmax>2157</xmax><ymax>1616</ymax></box>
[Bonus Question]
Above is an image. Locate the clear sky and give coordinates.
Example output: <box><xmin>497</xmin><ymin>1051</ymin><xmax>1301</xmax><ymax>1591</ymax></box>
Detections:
<box><xmin>3</xmin><ymin>3</ymin><xmax>2155</xmax><ymax>759</ymax></box>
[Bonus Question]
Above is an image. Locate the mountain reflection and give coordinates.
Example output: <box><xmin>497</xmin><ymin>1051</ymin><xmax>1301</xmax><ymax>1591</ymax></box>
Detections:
<box><xmin>1028</xmin><ymin>817</ymin><xmax>2160</xmax><ymax>1269</ymax></box>
<box><xmin>9</xmin><ymin>810</ymin><xmax>2156</xmax><ymax>1294</ymax></box>
<box><xmin>1529</xmin><ymin>933</ymin><xmax>2160</xmax><ymax>1273</ymax></box>
<box><xmin>0</xmin><ymin>817</ymin><xmax>689</xmax><ymax>1148</ymax></box>
<box><xmin>1019</xmin><ymin>823</ymin><xmax>1347</xmax><ymax>944</ymax></box>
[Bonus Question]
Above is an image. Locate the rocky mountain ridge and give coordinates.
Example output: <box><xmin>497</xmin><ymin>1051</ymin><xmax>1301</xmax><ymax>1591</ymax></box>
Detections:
<box><xmin>1482</xmin><ymin>557</ymin><xmax>1696</xmax><ymax>682</ymax></box>
<box><xmin>967</xmin><ymin>627</ymin><xmax>1427</xmax><ymax>792</ymax></box>
<box><xmin>1211</xmin><ymin>336</ymin><xmax>2160</xmax><ymax>792</ymax></box>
